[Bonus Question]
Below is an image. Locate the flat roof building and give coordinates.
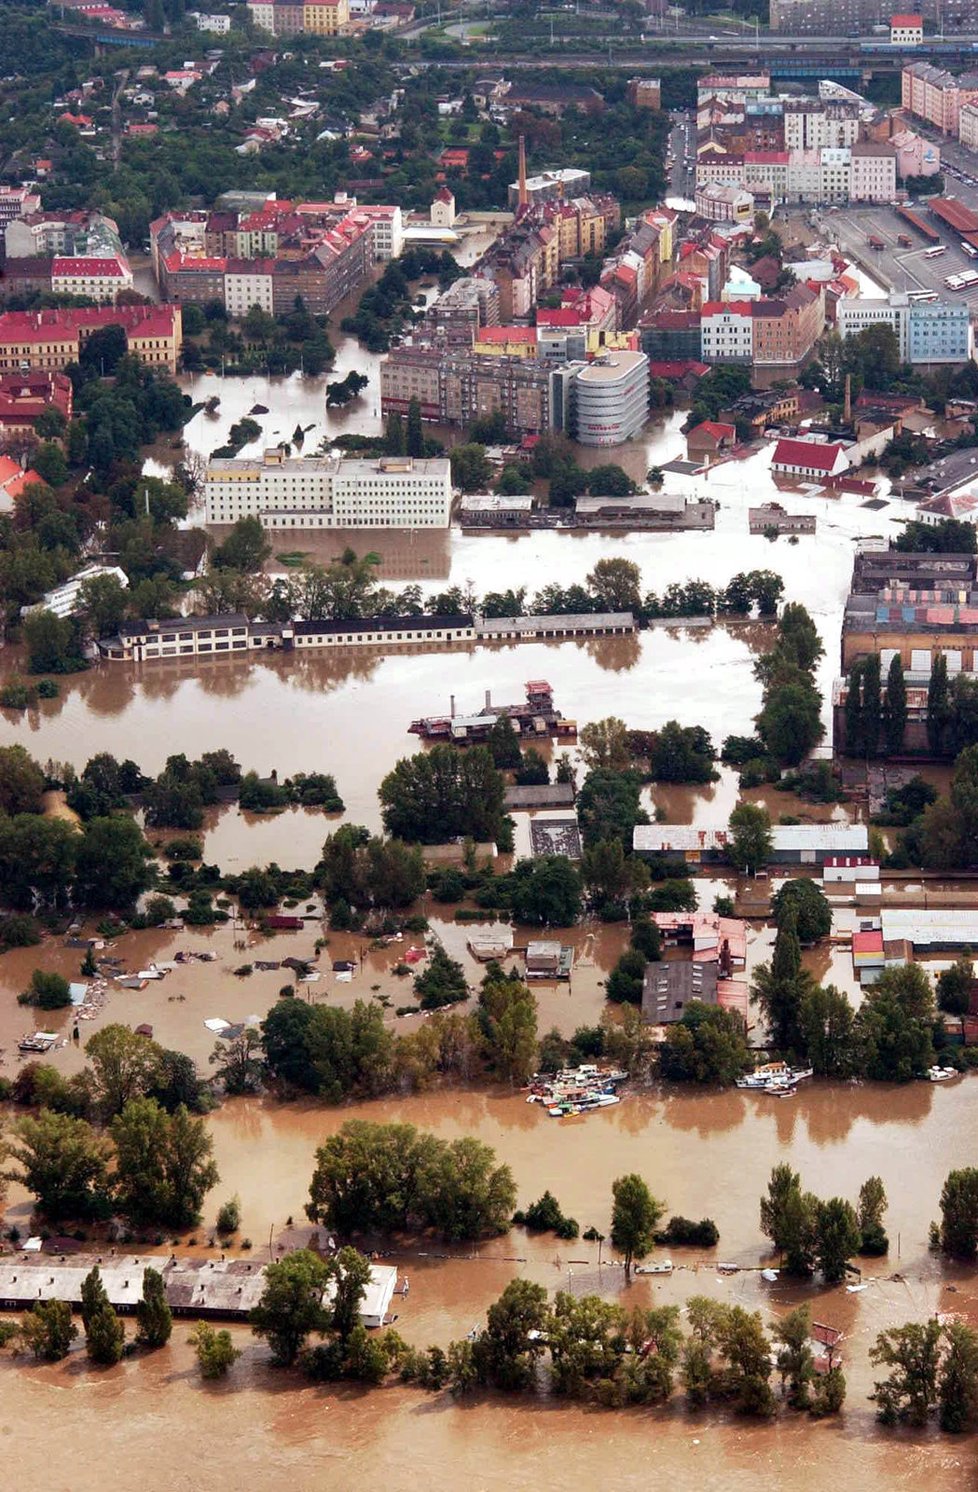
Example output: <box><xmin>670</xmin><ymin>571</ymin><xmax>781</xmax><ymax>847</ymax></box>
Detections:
<box><xmin>204</xmin><ymin>451</ymin><xmax>453</xmax><ymax>528</ymax></box>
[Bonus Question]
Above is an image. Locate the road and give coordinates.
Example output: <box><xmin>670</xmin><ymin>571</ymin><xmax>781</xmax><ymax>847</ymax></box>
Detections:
<box><xmin>667</xmin><ymin>111</ymin><xmax>695</xmax><ymax>200</ymax></box>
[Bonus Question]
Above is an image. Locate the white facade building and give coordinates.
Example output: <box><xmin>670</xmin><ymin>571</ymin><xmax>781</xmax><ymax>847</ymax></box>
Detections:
<box><xmin>850</xmin><ymin>143</ymin><xmax>897</xmax><ymax>203</ymax></box>
<box><xmin>22</xmin><ymin>564</ymin><xmax>128</xmax><ymax>620</ymax></box>
<box><xmin>838</xmin><ymin>293</ymin><xmax>973</xmax><ymax>364</ymax></box>
<box><xmin>701</xmin><ymin>302</ymin><xmax>754</xmax><ymax>364</ymax></box>
<box><xmin>224</xmin><ymin>267</ymin><xmax>274</xmax><ymax>315</ymax></box>
<box><xmin>204</xmin><ymin>451</ymin><xmax>454</xmax><ymax>527</ymax></box>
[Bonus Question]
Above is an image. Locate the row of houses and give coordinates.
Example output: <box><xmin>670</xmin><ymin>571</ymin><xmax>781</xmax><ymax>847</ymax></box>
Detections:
<box><xmin>0</xmin><ymin>306</ymin><xmax>182</xmax><ymax>376</ymax></box>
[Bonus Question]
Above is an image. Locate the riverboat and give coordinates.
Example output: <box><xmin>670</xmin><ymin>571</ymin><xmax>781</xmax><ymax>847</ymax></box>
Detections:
<box><xmin>409</xmin><ymin>680</ymin><xmax>576</xmax><ymax>743</ymax></box>
<box><xmin>634</xmin><ymin>1261</ymin><xmax>674</xmax><ymax>1275</ymax></box>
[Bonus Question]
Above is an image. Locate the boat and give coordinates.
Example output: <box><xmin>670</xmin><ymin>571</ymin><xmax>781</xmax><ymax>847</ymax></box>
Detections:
<box><xmin>635</xmin><ymin>1261</ymin><xmax>674</xmax><ymax>1275</ymax></box>
<box><xmin>763</xmin><ymin>1081</ymin><xmax>797</xmax><ymax>1097</ymax></box>
<box><xmin>761</xmin><ymin>1268</ymin><xmax>780</xmax><ymax>1282</ymax></box>
<box><xmin>928</xmin><ymin>1065</ymin><xmax>959</xmax><ymax>1082</ymax></box>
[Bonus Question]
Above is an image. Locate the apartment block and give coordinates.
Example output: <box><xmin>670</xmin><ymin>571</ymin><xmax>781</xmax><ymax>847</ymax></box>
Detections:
<box><xmin>0</xmin><ymin>306</ymin><xmax>182</xmax><ymax>376</ymax></box>
<box><xmin>837</xmin><ymin>292</ymin><xmax>972</xmax><ymax>364</ymax></box>
<box><xmin>902</xmin><ymin>61</ymin><xmax>978</xmax><ymax>135</ymax></box>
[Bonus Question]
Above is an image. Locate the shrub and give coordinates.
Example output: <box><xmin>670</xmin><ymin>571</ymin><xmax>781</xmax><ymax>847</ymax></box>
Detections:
<box><xmin>652</xmin><ymin>1215</ymin><xmax>719</xmax><ymax>1248</ymax></box>
<box><xmin>512</xmin><ymin>1190</ymin><xmax>579</xmax><ymax>1240</ymax></box>
<box><xmin>216</xmin><ymin>1195</ymin><xmax>241</xmax><ymax>1235</ymax></box>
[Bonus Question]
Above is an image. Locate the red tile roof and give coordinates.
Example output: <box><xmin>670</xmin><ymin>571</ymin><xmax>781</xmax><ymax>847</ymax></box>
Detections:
<box><xmin>53</xmin><ymin>257</ymin><xmax>126</xmax><ymax>277</ymax></box>
<box><xmin>773</xmin><ymin>437</ymin><xmax>845</xmax><ymax>471</ymax></box>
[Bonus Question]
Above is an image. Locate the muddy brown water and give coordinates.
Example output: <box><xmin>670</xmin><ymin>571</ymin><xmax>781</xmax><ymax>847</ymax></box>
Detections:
<box><xmin>0</xmin><ymin>362</ymin><xmax>964</xmax><ymax>1485</ymax></box>
<box><xmin>3</xmin><ymin>1079</ymin><xmax>978</xmax><ymax>1491</ymax></box>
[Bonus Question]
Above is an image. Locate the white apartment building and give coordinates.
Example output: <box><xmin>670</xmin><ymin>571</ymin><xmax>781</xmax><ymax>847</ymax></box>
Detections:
<box><xmin>204</xmin><ymin>451</ymin><xmax>454</xmax><ymax>528</ymax></box>
<box><xmin>192</xmin><ymin>10</ymin><xmax>231</xmax><ymax>28</ymax></box>
<box><xmin>850</xmin><ymin>142</ymin><xmax>897</xmax><ymax>202</ymax></box>
<box><xmin>961</xmin><ymin>101</ymin><xmax>978</xmax><ymax>149</ymax></box>
<box><xmin>51</xmin><ymin>257</ymin><xmax>133</xmax><ymax>303</ymax></box>
<box><xmin>224</xmin><ymin>266</ymin><xmax>274</xmax><ymax>315</ymax></box>
<box><xmin>783</xmin><ymin>99</ymin><xmax>860</xmax><ymax>152</ymax></box>
<box><xmin>701</xmin><ymin>302</ymin><xmax>753</xmax><ymax>364</ymax></box>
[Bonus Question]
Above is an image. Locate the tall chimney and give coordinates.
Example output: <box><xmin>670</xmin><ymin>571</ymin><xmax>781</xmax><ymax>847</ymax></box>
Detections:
<box><xmin>844</xmin><ymin>372</ymin><xmax>852</xmax><ymax>426</ymax></box>
<box><xmin>450</xmin><ymin>694</ymin><xmax>455</xmax><ymax>719</ymax></box>
<box><xmin>518</xmin><ymin>134</ymin><xmax>528</xmax><ymax>212</ymax></box>
<box><xmin>485</xmin><ymin>688</ymin><xmax>491</xmax><ymax>710</ymax></box>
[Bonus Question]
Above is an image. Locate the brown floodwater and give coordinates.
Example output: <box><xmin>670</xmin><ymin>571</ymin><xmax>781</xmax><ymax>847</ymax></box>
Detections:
<box><xmin>4</xmin><ymin>1078</ymin><xmax>978</xmax><ymax>1491</ymax></box>
<box><xmin>0</xmin><ymin>336</ymin><xmax>960</xmax><ymax>1486</ymax></box>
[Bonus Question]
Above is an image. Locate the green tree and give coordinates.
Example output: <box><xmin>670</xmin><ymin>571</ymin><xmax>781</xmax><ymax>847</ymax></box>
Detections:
<box><xmin>871</xmin><ymin>1319</ymin><xmax>941</xmax><ymax>1426</ymax></box>
<box><xmin>815</xmin><ymin>1197</ymin><xmax>861</xmax><ymax>1284</ymax></box>
<box><xmin>111</xmin><ymin>1098</ymin><xmax>219</xmax><ymax>1229</ymax></box>
<box><xmin>772</xmin><ymin>879</ymin><xmax>832</xmax><ymax>943</ymax></box>
<box><xmin>577</xmin><ymin>768</ymin><xmax>648</xmax><ymax>852</ymax></box>
<box><xmin>581</xmin><ymin>838</ymin><xmax>633</xmax><ymax>910</ymax></box>
<box><xmin>861</xmin><ymin>652</ymin><xmax>881</xmax><ymax>758</ymax></box>
<box><xmin>509</xmin><ymin>856</ymin><xmax>582</xmax><ymax>926</ymax></box>
<box><xmin>82</xmin><ymin>1267</ymin><xmax>125</xmax><ymax>1365</ymax></box>
<box><xmin>78</xmin><ymin>573</ymin><xmax>129</xmax><ymax>641</ymax></box>
<box><xmin>718</xmin><ymin>1305</ymin><xmax>775</xmax><ymax>1416</ymax></box>
<box><xmin>379</xmin><ymin>745</ymin><xmax>505</xmax><ymax>844</ymax></box>
<box><xmin>85</xmin><ymin>1024</ymin><xmax>163</xmax><ymax>1119</ymax></box>
<box><xmin>211</xmin><ymin>516</ymin><xmax>272</xmax><ymax>573</ymax></box>
<box><xmin>486</xmin><ymin>715</ymin><xmax>522</xmax><ymax>769</ymax></box>
<box><xmin>611</xmin><ymin>1173</ymin><xmax>665</xmax><ymax>1279</ymax></box>
<box><xmin>450</xmin><ymin>443</ymin><xmax>491</xmax><ymax>492</ymax></box>
<box><xmin>586</xmin><ymin>557</ymin><xmax>642</xmax><ymax>614</ymax></box>
<box><xmin>546</xmin><ymin>1291</ymin><xmax>626</xmax><ymax>1398</ymax></box>
<box><xmin>406</xmin><ymin>396</ymin><xmax>424</xmax><ymax>458</ymax></box>
<box><xmin>857</xmin><ymin>1176</ymin><xmax>889</xmax><ymax>1256</ymax></box>
<box><xmin>728</xmin><ymin>803</ymin><xmax>772</xmax><ymax>873</ymax></box>
<box><xmin>22</xmin><ymin>969</ymin><xmax>72</xmax><ymax>1010</ymax></box>
<box><xmin>752</xmin><ymin>904</ymin><xmax>809</xmax><ymax>1054</ymax></box>
<box><xmin>578</xmin><ymin>717</ymin><xmax>631</xmax><ymax>772</ymax></box>
<box><xmin>928</xmin><ymin>653</ymin><xmax>950</xmax><ymax>756</ymax></box>
<box><xmin>940</xmin><ymin>1168</ymin><xmax>978</xmax><ymax>1260</ymax></box>
<box><xmin>478</xmin><ymin>975</ymin><xmax>538</xmax><ymax>1083</ymax></box>
<box><xmin>6</xmin><ymin>1109</ymin><xmax>111</xmax><ymax>1221</ymax></box>
<box><xmin>0</xmin><ymin>745</ymin><xmax>45</xmax><ymax>815</ymax></box>
<box><xmin>774</xmin><ymin>1304</ymin><xmax>815</xmax><ymax>1409</ymax></box>
<box><xmin>328</xmin><ymin>1245</ymin><xmax>373</xmax><ymax>1343</ymax></box>
<box><xmin>414</xmin><ymin>944</ymin><xmax>469</xmax><ymax>1010</ymax></box>
<box><xmin>883</xmin><ymin>653</ymin><xmax>907</xmax><ymax>756</ymax></box>
<box><xmin>938</xmin><ymin>1320</ymin><xmax>978</xmax><ymax>1433</ymax></box>
<box><xmin>75</xmin><ymin>816</ymin><xmax>152</xmax><ymax>910</ymax></box>
<box><xmin>658</xmin><ymin>1004</ymin><xmax>752</xmax><ymax>1085</ymax></box>
<box><xmin>756</xmin><ymin>679</ymin><xmax>823</xmax><ymax>766</ymax></box>
<box><xmin>475</xmin><ymin>1278</ymin><xmax>548</xmax><ymax>1391</ymax></box>
<box><xmin>845</xmin><ymin>660</ymin><xmax>864</xmax><ymax>756</ymax></box>
<box><xmin>136</xmin><ymin>1266</ymin><xmax>173</xmax><ymax>1348</ymax></box>
<box><xmin>189</xmin><ymin>1323</ymin><xmax>241</xmax><ymax>1379</ymax></box>
<box><xmin>250</xmin><ymin>1249</ymin><xmax>331</xmax><ymax>1366</ymax></box>
<box><xmin>23</xmin><ymin>610</ymin><xmax>86</xmax><ymax>674</ymax></box>
<box><xmin>21</xmin><ymin>1299</ymin><xmax>77</xmax><ymax>1361</ymax></box>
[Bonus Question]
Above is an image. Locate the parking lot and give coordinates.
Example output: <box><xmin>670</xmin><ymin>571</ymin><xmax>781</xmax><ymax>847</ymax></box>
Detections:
<box><xmin>818</xmin><ymin>204</ymin><xmax>978</xmax><ymax>310</ymax></box>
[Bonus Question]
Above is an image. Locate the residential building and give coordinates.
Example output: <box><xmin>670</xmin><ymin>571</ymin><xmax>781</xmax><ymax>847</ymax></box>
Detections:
<box><xmin>694</xmin><ymin>182</ymin><xmax>755</xmax><ymax>222</ymax></box>
<box><xmin>303</xmin><ymin>0</ymin><xmax>349</xmax><ymax>32</ymax></box>
<box><xmin>697</xmin><ymin>74</ymin><xmax>770</xmax><ymax>106</ymax></box>
<box><xmin>0</xmin><ymin>454</ymin><xmax>42</xmax><ymax>513</ymax></box>
<box><xmin>891</xmin><ymin>11</ymin><xmax>924</xmax><ymax>40</ymax></box>
<box><xmin>687</xmin><ymin>420</ymin><xmax>736</xmax><ymax>461</ymax></box>
<box><xmin>567</xmin><ymin>350</ymin><xmax>649</xmax><ymax>446</ymax></box>
<box><xmin>190</xmin><ymin>9</ymin><xmax>232</xmax><ymax>28</ymax></box>
<box><xmin>0</xmin><ymin>371</ymin><xmax>72</xmax><ymax>434</ymax></box>
<box><xmin>902</xmin><ymin>62</ymin><xmax>978</xmax><ymax>136</ymax></box>
<box><xmin>0</xmin><ymin>306</ymin><xmax>182</xmax><ymax>375</ymax></box>
<box><xmin>837</xmin><ymin>293</ymin><xmax>972</xmax><ymax>364</ymax></box>
<box><xmin>890</xmin><ymin>127</ymin><xmax>941</xmax><ymax>176</ymax></box>
<box><xmin>204</xmin><ymin>451</ymin><xmax>453</xmax><ymax>528</ymax></box>
<box><xmin>0</xmin><ymin>186</ymin><xmax>41</xmax><ymax>227</ymax></box>
<box><xmin>381</xmin><ymin>345</ymin><xmax>557</xmax><ymax>435</ymax></box>
<box><xmin>639</xmin><ymin>308</ymin><xmax>703</xmax><ymax>361</ymax></box>
<box><xmin>850</xmin><ymin>141</ymin><xmax>897</xmax><ymax>202</ymax></box>
<box><xmin>428</xmin><ymin>277</ymin><xmax>500</xmax><ymax>341</ymax></box>
<box><xmin>701</xmin><ymin>300</ymin><xmax>754</xmax><ymax>364</ymax></box>
<box><xmin>961</xmin><ymin>102</ymin><xmax>978</xmax><ymax>150</ymax></box>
